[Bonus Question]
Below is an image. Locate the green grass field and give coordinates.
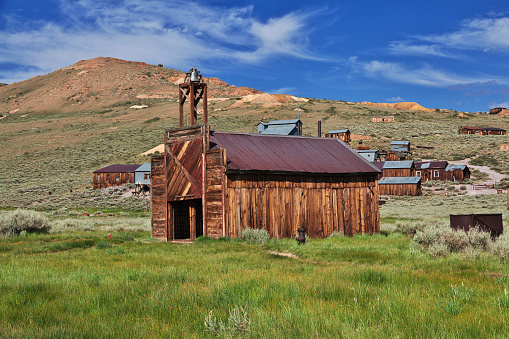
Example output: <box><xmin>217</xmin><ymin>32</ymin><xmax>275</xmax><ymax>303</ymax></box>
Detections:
<box><xmin>1</xmin><ymin>230</ymin><xmax>509</xmax><ymax>338</ymax></box>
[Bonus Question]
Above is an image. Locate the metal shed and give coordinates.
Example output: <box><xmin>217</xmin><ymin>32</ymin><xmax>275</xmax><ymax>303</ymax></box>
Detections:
<box><xmin>450</xmin><ymin>214</ymin><xmax>503</xmax><ymax>238</ymax></box>
<box><xmin>151</xmin><ymin>124</ymin><xmax>381</xmax><ymax>241</ymax></box>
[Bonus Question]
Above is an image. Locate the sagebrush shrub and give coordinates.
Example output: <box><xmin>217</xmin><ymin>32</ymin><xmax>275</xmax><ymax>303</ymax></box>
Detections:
<box><xmin>440</xmin><ymin>229</ymin><xmax>469</xmax><ymax>252</ymax></box>
<box><xmin>492</xmin><ymin>233</ymin><xmax>509</xmax><ymax>260</ymax></box>
<box><xmin>466</xmin><ymin>226</ymin><xmax>492</xmax><ymax>250</ymax></box>
<box><xmin>239</xmin><ymin>227</ymin><xmax>270</xmax><ymax>243</ymax></box>
<box><xmin>0</xmin><ymin>209</ymin><xmax>50</xmax><ymax>236</ymax></box>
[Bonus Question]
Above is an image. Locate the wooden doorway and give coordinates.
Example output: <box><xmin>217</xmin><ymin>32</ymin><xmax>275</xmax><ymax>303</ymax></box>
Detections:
<box><xmin>170</xmin><ymin>199</ymin><xmax>203</xmax><ymax>240</ymax></box>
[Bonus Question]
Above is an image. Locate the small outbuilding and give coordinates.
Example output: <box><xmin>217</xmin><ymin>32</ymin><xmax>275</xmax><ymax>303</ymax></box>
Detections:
<box><xmin>382</xmin><ymin>160</ymin><xmax>415</xmax><ymax>177</ymax></box>
<box><xmin>357</xmin><ymin>149</ymin><xmax>381</xmax><ymax>162</ymax></box>
<box><xmin>93</xmin><ymin>164</ymin><xmax>140</xmax><ymax>190</ymax></box>
<box><xmin>257</xmin><ymin>119</ymin><xmax>303</xmax><ymax>136</ymax></box>
<box><xmin>151</xmin><ymin>124</ymin><xmax>381</xmax><ymax>241</ymax></box>
<box><xmin>134</xmin><ymin>163</ymin><xmax>151</xmax><ymax>196</ymax></box>
<box><xmin>378</xmin><ymin>176</ymin><xmax>422</xmax><ymax>196</ymax></box>
<box><xmin>325</xmin><ymin>129</ymin><xmax>351</xmax><ymax>143</ymax></box>
<box><xmin>391</xmin><ymin>141</ymin><xmax>411</xmax><ymax>152</ymax></box>
<box><xmin>444</xmin><ymin>164</ymin><xmax>470</xmax><ymax>182</ymax></box>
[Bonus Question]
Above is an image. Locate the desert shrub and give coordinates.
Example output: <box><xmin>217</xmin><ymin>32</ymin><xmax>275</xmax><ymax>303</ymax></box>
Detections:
<box><xmin>466</xmin><ymin>226</ymin><xmax>492</xmax><ymax>250</ymax></box>
<box><xmin>413</xmin><ymin>222</ymin><xmax>447</xmax><ymax>248</ymax></box>
<box><xmin>396</xmin><ymin>220</ymin><xmax>426</xmax><ymax>236</ymax></box>
<box><xmin>49</xmin><ymin>219</ymin><xmax>94</xmax><ymax>233</ymax></box>
<box><xmin>0</xmin><ymin>209</ymin><xmax>50</xmax><ymax>236</ymax></box>
<box><xmin>239</xmin><ymin>227</ymin><xmax>270</xmax><ymax>244</ymax></box>
<box><xmin>492</xmin><ymin>233</ymin><xmax>509</xmax><ymax>260</ymax></box>
<box><xmin>204</xmin><ymin>306</ymin><xmax>250</xmax><ymax>337</ymax></box>
<box><xmin>460</xmin><ymin>185</ymin><xmax>467</xmax><ymax>190</ymax></box>
<box><xmin>440</xmin><ymin>228</ymin><xmax>469</xmax><ymax>252</ymax></box>
<box><xmin>428</xmin><ymin>241</ymin><xmax>449</xmax><ymax>258</ymax></box>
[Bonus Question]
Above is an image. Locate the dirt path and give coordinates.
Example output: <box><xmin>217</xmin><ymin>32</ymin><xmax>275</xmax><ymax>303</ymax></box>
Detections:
<box><xmin>449</xmin><ymin>158</ymin><xmax>506</xmax><ymax>195</ymax></box>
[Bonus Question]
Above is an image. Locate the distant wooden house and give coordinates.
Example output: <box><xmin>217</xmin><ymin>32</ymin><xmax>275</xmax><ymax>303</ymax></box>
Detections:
<box><xmin>385</xmin><ymin>151</ymin><xmax>408</xmax><ymax>161</ymax></box>
<box><xmin>391</xmin><ymin>141</ymin><xmax>411</xmax><ymax>152</ymax></box>
<box><xmin>93</xmin><ymin>164</ymin><xmax>140</xmax><ymax>190</ymax></box>
<box><xmin>150</xmin><ymin>124</ymin><xmax>381</xmax><ymax>241</ymax></box>
<box><xmin>415</xmin><ymin>161</ymin><xmax>448</xmax><ymax>181</ymax></box>
<box><xmin>459</xmin><ymin>126</ymin><xmax>507</xmax><ymax>135</ymax></box>
<box><xmin>325</xmin><ymin>129</ymin><xmax>351</xmax><ymax>143</ymax></box>
<box><xmin>379</xmin><ymin>177</ymin><xmax>421</xmax><ymax>196</ymax></box>
<box><xmin>257</xmin><ymin>119</ymin><xmax>302</xmax><ymax>136</ymax></box>
<box><xmin>372</xmin><ymin>116</ymin><xmax>395</xmax><ymax>122</ymax></box>
<box><xmin>444</xmin><ymin>164</ymin><xmax>470</xmax><ymax>182</ymax></box>
<box><xmin>382</xmin><ymin>160</ymin><xmax>415</xmax><ymax>177</ymax></box>
<box><xmin>357</xmin><ymin>150</ymin><xmax>380</xmax><ymax>162</ymax></box>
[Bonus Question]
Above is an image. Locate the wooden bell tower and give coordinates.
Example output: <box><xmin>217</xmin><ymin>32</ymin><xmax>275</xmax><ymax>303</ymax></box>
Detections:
<box><xmin>179</xmin><ymin>67</ymin><xmax>208</xmax><ymax>127</ymax></box>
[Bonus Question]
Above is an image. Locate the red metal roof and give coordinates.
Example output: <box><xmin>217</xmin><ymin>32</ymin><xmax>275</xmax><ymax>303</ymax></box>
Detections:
<box><xmin>209</xmin><ymin>131</ymin><xmax>380</xmax><ymax>174</ymax></box>
<box><xmin>415</xmin><ymin>161</ymin><xmax>448</xmax><ymax>169</ymax></box>
<box><xmin>93</xmin><ymin>164</ymin><xmax>141</xmax><ymax>173</ymax></box>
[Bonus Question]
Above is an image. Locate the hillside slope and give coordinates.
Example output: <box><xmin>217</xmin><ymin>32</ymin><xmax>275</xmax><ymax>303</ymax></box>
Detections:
<box><xmin>0</xmin><ymin>57</ymin><xmax>260</xmax><ymax>115</ymax></box>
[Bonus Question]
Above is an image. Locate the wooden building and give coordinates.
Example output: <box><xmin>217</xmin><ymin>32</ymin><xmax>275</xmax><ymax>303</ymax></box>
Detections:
<box><xmin>385</xmin><ymin>151</ymin><xmax>409</xmax><ymax>161</ymax></box>
<box><xmin>325</xmin><ymin>129</ymin><xmax>351</xmax><ymax>143</ymax></box>
<box><xmin>93</xmin><ymin>164</ymin><xmax>140</xmax><ymax>190</ymax></box>
<box><xmin>459</xmin><ymin>126</ymin><xmax>507</xmax><ymax>135</ymax></box>
<box><xmin>444</xmin><ymin>164</ymin><xmax>470</xmax><ymax>182</ymax></box>
<box><xmin>415</xmin><ymin>161</ymin><xmax>448</xmax><ymax>181</ymax></box>
<box><xmin>382</xmin><ymin>161</ymin><xmax>415</xmax><ymax>177</ymax></box>
<box><xmin>379</xmin><ymin>177</ymin><xmax>421</xmax><ymax>196</ymax></box>
<box><xmin>391</xmin><ymin>141</ymin><xmax>410</xmax><ymax>152</ymax></box>
<box><xmin>151</xmin><ymin>124</ymin><xmax>381</xmax><ymax>241</ymax></box>
<box><xmin>357</xmin><ymin>150</ymin><xmax>380</xmax><ymax>162</ymax></box>
<box><xmin>372</xmin><ymin>116</ymin><xmax>395</xmax><ymax>122</ymax></box>
<box><xmin>257</xmin><ymin>119</ymin><xmax>303</xmax><ymax>136</ymax></box>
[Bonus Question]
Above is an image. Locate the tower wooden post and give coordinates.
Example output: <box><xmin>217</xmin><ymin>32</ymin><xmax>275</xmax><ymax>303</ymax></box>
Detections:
<box><xmin>179</xmin><ymin>68</ymin><xmax>207</xmax><ymax>127</ymax></box>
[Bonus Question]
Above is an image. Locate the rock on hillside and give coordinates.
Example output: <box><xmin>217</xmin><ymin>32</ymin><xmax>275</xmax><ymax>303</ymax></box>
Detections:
<box><xmin>360</xmin><ymin>101</ymin><xmax>432</xmax><ymax>112</ymax></box>
<box><xmin>0</xmin><ymin>57</ymin><xmax>260</xmax><ymax>115</ymax></box>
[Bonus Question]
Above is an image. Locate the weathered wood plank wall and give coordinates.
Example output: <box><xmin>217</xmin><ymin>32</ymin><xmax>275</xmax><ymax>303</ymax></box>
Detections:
<box><xmin>204</xmin><ymin>149</ymin><xmax>226</xmax><ymax>238</ymax></box>
<box><xmin>224</xmin><ymin>173</ymin><xmax>379</xmax><ymax>238</ymax></box>
<box><xmin>93</xmin><ymin>172</ymin><xmax>133</xmax><ymax>189</ymax></box>
<box><xmin>379</xmin><ymin>183</ymin><xmax>421</xmax><ymax>196</ymax></box>
<box><xmin>150</xmin><ymin>155</ymin><xmax>166</xmax><ymax>239</ymax></box>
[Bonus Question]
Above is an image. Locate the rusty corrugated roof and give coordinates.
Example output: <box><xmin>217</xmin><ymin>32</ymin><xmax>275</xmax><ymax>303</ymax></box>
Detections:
<box><xmin>209</xmin><ymin>131</ymin><xmax>380</xmax><ymax>174</ymax></box>
<box><xmin>93</xmin><ymin>164</ymin><xmax>141</xmax><ymax>173</ymax></box>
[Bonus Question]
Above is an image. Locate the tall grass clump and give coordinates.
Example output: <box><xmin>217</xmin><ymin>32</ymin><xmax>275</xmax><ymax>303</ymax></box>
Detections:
<box><xmin>239</xmin><ymin>227</ymin><xmax>270</xmax><ymax>244</ymax></box>
<box><xmin>0</xmin><ymin>209</ymin><xmax>49</xmax><ymax>236</ymax></box>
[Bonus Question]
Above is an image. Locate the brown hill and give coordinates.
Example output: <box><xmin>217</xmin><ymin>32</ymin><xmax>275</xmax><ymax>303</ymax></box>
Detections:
<box><xmin>360</xmin><ymin>101</ymin><xmax>432</xmax><ymax>112</ymax></box>
<box><xmin>0</xmin><ymin>57</ymin><xmax>260</xmax><ymax>115</ymax></box>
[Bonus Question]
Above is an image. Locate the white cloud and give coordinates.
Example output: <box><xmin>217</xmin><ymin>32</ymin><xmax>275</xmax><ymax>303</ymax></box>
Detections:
<box><xmin>0</xmin><ymin>0</ymin><xmax>323</xmax><ymax>82</ymax></box>
<box><xmin>386</xmin><ymin>96</ymin><xmax>404</xmax><ymax>102</ymax></box>
<box><xmin>349</xmin><ymin>57</ymin><xmax>507</xmax><ymax>87</ymax></box>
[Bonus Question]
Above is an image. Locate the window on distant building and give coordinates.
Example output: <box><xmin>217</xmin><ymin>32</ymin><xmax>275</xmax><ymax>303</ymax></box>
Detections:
<box><xmin>144</xmin><ymin>173</ymin><xmax>150</xmax><ymax>180</ymax></box>
<box><xmin>116</xmin><ymin>174</ymin><xmax>120</xmax><ymax>182</ymax></box>
<box><xmin>416</xmin><ymin>171</ymin><xmax>421</xmax><ymax>177</ymax></box>
<box><xmin>434</xmin><ymin>170</ymin><xmax>439</xmax><ymax>178</ymax></box>
<box><xmin>106</xmin><ymin>174</ymin><xmax>110</xmax><ymax>182</ymax></box>
<box><xmin>96</xmin><ymin>174</ymin><xmax>100</xmax><ymax>181</ymax></box>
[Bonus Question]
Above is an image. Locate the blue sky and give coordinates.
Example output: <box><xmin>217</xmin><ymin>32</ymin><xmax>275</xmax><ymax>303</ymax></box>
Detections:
<box><xmin>1</xmin><ymin>0</ymin><xmax>509</xmax><ymax>112</ymax></box>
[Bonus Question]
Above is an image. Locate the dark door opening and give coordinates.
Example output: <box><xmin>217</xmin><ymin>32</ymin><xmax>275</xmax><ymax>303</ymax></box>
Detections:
<box><xmin>171</xmin><ymin>199</ymin><xmax>203</xmax><ymax>240</ymax></box>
